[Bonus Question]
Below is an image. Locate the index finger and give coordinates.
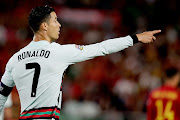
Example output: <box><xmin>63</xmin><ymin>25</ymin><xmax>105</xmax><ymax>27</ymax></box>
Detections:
<box><xmin>151</xmin><ymin>30</ymin><xmax>161</xmax><ymax>35</ymax></box>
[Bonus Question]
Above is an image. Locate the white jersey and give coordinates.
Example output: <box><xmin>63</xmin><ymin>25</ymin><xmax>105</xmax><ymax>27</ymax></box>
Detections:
<box><xmin>1</xmin><ymin>35</ymin><xmax>133</xmax><ymax>119</ymax></box>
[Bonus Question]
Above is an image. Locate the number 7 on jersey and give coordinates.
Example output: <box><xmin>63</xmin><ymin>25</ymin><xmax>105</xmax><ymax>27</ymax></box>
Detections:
<box><xmin>26</xmin><ymin>63</ymin><xmax>41</xmax><ymax>97</ymax></box>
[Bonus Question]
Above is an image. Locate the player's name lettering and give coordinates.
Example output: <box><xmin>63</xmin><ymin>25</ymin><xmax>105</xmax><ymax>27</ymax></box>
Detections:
<box><xmin>18</xmin><ymin>50</ymin><xmax>50</xmax><ymax>61</ymax></box>
<box><xmin>152</xmin><ymin>91</ymin><xmax>178</xmax><ymax>100</ymax></box>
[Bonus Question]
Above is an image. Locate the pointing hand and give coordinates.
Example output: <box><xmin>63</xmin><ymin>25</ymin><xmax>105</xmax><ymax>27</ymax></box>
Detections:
<box><xmin>136</xmin><ymin>30</ymin><xmax>161</xmax><ymax>43</ymax></box>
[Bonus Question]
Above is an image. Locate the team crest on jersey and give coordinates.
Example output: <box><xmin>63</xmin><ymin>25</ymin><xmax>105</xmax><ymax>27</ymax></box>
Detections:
<box><xmin>75</xmin><ymin>45</ymin><xmax>83</xmax><ymax>50</ymax></box>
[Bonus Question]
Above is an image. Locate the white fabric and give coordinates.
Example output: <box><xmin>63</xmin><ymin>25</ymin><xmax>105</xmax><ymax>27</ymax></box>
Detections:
<box><xmin>0</xmin><ymin>35</ymin><xmax>133</xmax><ymax>114</ymax></box>
<box><xmin>0</xmin><ymin>94</ymin><xmax>12</xmax><ymax>120</ymax></box>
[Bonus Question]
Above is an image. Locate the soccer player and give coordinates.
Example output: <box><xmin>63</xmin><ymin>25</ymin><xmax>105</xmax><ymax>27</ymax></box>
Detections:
<box><xmin>146</xmin><ymin>67</ymin><xmax>180</xmax><ymax>120</ymax></box>
<box><xmin>0</xmin><ymin>5</ymin><xmax>161</xmax><ymax>120</ymax></box>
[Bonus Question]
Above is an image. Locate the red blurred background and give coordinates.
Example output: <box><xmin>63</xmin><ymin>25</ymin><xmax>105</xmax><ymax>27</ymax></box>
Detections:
<box><xmin>0</xmin><ymin>0</ymin><xmax>180</xmax><ymax>120</ymax></box>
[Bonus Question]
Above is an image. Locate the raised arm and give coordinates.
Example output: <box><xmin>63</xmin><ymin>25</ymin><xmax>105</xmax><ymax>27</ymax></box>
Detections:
<box><xmin>60</xmin><ymin>30</ymin><xmax>161</xmax><ymax>64</ymax></box>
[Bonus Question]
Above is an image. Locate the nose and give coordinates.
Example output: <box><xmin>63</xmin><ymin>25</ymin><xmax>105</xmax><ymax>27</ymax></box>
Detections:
<box><xmin>59</xmin><ymin>22</ymin><xmax>61</xmax><ymax>28</ymax></box>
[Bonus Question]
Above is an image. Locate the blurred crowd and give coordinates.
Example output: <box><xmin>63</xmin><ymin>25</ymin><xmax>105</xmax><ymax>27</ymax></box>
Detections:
<box><xmin>0</xmin><ymin>0</ymin><xmax>180</xmax><ymax>120</ymax></box>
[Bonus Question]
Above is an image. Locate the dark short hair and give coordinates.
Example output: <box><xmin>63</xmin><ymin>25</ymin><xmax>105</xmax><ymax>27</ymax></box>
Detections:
<box><xmin>165</xmin><ymin>67</ymin><xmax>179</xmax><ymax>79</ymax></box>
<box><xmin>28</xmin><ymin>5</ymin><xmax>55</xmax><ymax>32</ymax></box>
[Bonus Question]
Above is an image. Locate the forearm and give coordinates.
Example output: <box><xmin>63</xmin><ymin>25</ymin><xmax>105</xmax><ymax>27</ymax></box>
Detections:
<box><xmin>98</xmin><ymin>29</ymin><xmax>161</xmax><ymax>55</ymax></box>
<box><xmin>97</xmin><ymin>35</ymin><xmax>138</xmax><ymax>55</ymax></box>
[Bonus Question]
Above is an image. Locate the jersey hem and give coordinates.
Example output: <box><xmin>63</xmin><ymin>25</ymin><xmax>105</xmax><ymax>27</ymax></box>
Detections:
<box><xmin>19</xmin><ymin>106</ymin><xmax>60</xmax><ymax>120</ymax></box>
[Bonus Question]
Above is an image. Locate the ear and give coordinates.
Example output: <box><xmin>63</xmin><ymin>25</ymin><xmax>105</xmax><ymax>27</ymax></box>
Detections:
<box><xmin>40</xmin><ymin>22</ymin><xmax>48</xmax><ymax>31</ymax></box>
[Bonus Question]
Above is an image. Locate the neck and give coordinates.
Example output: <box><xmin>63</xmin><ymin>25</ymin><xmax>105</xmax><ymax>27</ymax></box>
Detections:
<box><xmin>164</xmin><ymin>79</ymin><xmax>177</xmax><ymax>88</ymax></box>
<box><xmin>33</xmin><ymin>31</ymin><xmax>51</xmax><ymax>43</ymax></box>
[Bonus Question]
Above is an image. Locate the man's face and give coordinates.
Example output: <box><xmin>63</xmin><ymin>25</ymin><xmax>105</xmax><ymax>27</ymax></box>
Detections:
<box><xmin>46</xmin><ymin>11</ymin><xmax>61</xmax><ymax>41</ymax></box>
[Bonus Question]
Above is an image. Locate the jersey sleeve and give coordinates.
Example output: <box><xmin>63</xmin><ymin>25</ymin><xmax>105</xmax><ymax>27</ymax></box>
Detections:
<box><xmin>0</xmin><ymin>94</ymin><xmax>8</xmax><ymax>115</ymax></box>
<box><xmin>1</xmin><ymin>56</ymin><xmax>15</xmax><ymax>87</ymax></box>
<box><xmin>0</xmin><ymin>57</ymin><xmax>15</xmax><ymax>115</ymax></box>
<box><xmin>61</xmin><ymin>35</ymin><xmax>133</xmax><ymax>64</ymax></box>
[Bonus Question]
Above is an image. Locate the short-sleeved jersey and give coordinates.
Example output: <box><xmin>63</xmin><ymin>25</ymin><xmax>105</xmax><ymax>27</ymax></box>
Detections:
<box><xmin>146</xmin><ymin>85</ymin><xmax>180</xmax><ymax>120</ymax></box>
<box><xmin>1</xmin><ymin>36</ymin><xmax>133</xmax><ymax>119</ymax></box>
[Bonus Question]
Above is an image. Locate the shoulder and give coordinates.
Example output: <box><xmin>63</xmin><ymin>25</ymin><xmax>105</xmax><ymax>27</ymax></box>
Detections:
<box><xmin>148</xmin><ymin>87</ymin><xmax>162</xmax><ymax>98</ymax></box>
<box><xmin>50</xmin><ymin>42</ymin><xmax>66</xmax><ymax>51</ymax></box>
<box><xmin>51</xmin><ymin>42</ymin><xmax>74</xmax><ymax>47</ymax></box>
<box><xmin>7</xmin><ymin>44</ymin><xmax>30</xmax><ymax>67</ymax></box>
<box><xmin>5</xmin><ymin>54</ymin><xmax>16</xmax><ymax>70</ymax></box>
<box><xmin>12</xmin><ymin>47</ymin><xmax>27</xmax><ymax>60</ymax></box>
<box><xmin>152</xmin><ymin>87</ymin><xmax>162</xmax><ymax>93</ymax></box>
<box><xmin>51</xmin><ymin>42</ymin><xmax>77</xmax><ymax>50</ymax></box>
<box><xmin>51</xmin><ymin>42</ymin><xmax>62</xmax><ymax>47</ymax></box>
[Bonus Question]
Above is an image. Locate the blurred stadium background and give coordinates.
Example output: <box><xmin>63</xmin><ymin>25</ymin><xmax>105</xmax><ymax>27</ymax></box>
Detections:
<box><xmin>0</xmin><ymin>0</ymin><xmax>180</xmax><ymax>120</ymax></box>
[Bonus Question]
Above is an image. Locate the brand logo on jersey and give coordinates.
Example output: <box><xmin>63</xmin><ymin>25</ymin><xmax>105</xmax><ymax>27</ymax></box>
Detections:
<box><xmin>75</xmin><ymin>45</ymin><xmax>83</xmax><ymax>50</ymax></box>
